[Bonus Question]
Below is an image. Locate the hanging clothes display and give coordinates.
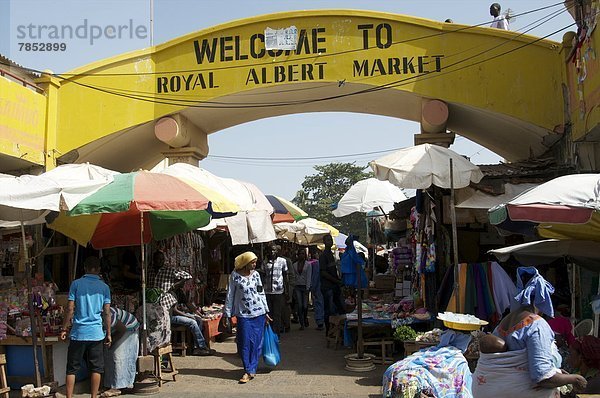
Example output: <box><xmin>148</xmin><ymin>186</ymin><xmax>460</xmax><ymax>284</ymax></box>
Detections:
<box><xmin>152</xmin><ymin>231</ymin><xmax>206</xmax><ymax>303</ymax></box>
<box><xmin>440</xmin><ymin>262</ymin><xmax>516</xmax><ymax>324</ymax></box>
<box><xmin>411</xmin><ymin>199</ymin><xmax>436</xmax><ymax>274</ymax></box>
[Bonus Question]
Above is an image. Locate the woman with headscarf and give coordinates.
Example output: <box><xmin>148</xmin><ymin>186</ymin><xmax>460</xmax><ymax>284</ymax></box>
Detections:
<box><xmin>473</xmin><ymin>267</ymin><xmax>587</xmax><ymax>397</ymax></box>
<box><xmin>223</xmin><ymin>251</ymin><xmax>271</xmax><ymax>384</ymax></box>
<box><xmin>568</xmin><ymin>336</ymin><xmax>600</xmax><ymax>394</ymax></box>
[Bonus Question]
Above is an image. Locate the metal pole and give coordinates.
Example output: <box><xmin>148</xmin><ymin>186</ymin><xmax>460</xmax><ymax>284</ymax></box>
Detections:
<box><xmin>149</xmin><ymin>0</ymin><xmax>154</xmax><ymax>46</ymax></box>
<box><xmin>356</xmin><ymin>259</ymin><xmax>364</xmax><ymax>359</ymax></box>
<box><xmin>140</xmin><ymin>212</ymin><xmax>148</xmax><ymax>355</ymax></box>
<box><xmin>72</xmin><ymin>244</ymin><xmax>79</xmax><ymax>283</ymax></box>
<box><xmin>449</xmin><ymin>159</ymin><xmax>460</xmax><ymax>313</ymax></box>
<box><xmin>595</xmin><ymin>272</ymin><xmax>600</xmax><ymax>337</ymax></box>
<box><xmin>21</xmin><ymin>221</ymin><xmax>42</xmax><ymax>387</ymax></box>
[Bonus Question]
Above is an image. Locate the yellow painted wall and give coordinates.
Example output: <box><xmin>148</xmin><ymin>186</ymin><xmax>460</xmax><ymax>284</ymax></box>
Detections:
<box><xmin>0</xmin><ymin>77</ymin><xmax>46</xmax><ymax>166</ymax></box>
<box><xmin>565</xmin><ymin>20</ymin><xmax>600</xmax><ymax>140</ymax></box>
<box><xmin>54</xmin><ymin>10</ymin><xmax>565</xmax><ymax>158</ymax></box>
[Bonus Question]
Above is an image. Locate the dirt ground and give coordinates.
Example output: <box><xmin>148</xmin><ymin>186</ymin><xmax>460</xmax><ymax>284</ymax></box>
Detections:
<box><xmin>43</xmin><ymin>322</ymin><xmax>387</xmax><ymax>398</ymax></box>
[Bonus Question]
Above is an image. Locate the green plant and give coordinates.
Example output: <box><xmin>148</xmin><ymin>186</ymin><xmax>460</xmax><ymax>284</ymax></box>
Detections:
<box><xmin>393</xmin><ymin>325</ymin><xmax>417</xmax><ymax>341</ymax></box>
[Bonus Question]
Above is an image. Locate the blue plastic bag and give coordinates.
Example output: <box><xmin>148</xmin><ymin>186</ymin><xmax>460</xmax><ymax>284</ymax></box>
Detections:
<box><xmin>262</xmin><ymin>324</ymin><xmax>280</xmax><ymax>366</ymax></box>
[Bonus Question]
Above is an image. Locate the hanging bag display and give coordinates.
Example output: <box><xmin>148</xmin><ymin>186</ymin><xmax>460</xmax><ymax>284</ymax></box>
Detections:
<box><xmin>262</xmin><ymin>323</ymin><xmax>280</xmax><ymax>366</ymax></box>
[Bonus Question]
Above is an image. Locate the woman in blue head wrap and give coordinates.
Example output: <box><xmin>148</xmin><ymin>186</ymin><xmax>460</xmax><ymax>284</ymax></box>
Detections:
<box><xmin>473</xmin><ymin>267</ymin><xmax>586</xmax><ymax>397</ymax></box>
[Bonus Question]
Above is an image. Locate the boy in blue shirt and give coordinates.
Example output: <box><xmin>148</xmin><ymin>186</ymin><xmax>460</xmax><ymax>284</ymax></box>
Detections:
<box><xmin>60</xmin><ymin>256</ymin><xmax>111</xmax><ymax>398</ymax></box>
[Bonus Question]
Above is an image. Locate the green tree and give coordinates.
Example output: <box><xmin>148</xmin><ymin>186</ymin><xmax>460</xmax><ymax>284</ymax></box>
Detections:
<box><xmin>293</xmin><ymin>162</ymin><xmax>373</xmax><ymax>239</ymax></box>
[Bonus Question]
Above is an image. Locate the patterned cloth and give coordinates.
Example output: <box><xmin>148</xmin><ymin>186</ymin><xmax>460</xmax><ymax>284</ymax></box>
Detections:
<box><xmin>153</xmin><ymin>267</ymin><xmax>192</xmax><ymax>312</ymax></box>
<box><xmin>138</xmin><ymin>302</ymin><xmax>171</xmax><ymax>353</ymax></box>
<box><xmin>153</xmin><ymin>267</ymin><xmax>192</xmax><ymax>293</ymax></box>
<box><xmin>158</xmin><ymin>292</ymin><xmax>178</xmax><ymax>312</ymax></box>
<box><xmin>382</xmin><ymin>346</ymin><xmax>472</xmax><ymax>398</ymax></box>
<box><xmin>110</xmin><ymin>307</ymin><xmax>139</xmax><ymax>332</ymax></box>
<box><xmin>224</xmin><ymin>270</ymin><xmax>269</xmax><ymax>318</ymax></box>
<box><xmin>261</xmin><ymin>257</ymin><xmax>288</xmax><ymax>294</ymax></box>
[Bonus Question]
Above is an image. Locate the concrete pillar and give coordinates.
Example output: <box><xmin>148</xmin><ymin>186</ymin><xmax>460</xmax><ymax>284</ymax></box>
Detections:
<box><xmin>421</xmin><ymin>99</ymin><xmax>448</xmax><ymax>134</ymax></box>
<box><xmin>155</xmin><ymin>114</ymin><xmax>208</xmax><ymax>165</ymax></box>
<box><xmin>414</xmin><ymin>99</ymin><xmax>454</xmax><ymax>147</ymax></box>
<box><xmin>35</xmin><ymin>71</ymin><xmax>61</xmax><ymax>170</ymax></box>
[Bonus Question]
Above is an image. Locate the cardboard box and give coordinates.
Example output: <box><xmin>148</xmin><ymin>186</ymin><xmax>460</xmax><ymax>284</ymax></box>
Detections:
<box><xmin>374</xmin><ymin>275</ymin><xmax>396</xmax><ymax>290</ymax></box>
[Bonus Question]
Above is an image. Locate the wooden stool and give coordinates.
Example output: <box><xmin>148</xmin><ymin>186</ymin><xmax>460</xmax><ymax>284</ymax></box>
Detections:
<box><xmin>171</xmin><ymin>326</ymin><xmax>188</xmax><ymax>357</ymax></box>
<box><xmin>0</xmin><ymin>354</ymin><xmax>9</xmax><ymax>398</ymax></box>
<box><xmin>326</xmin><ymin>315</ymin><xmax>345</xmax><ymax>350</ymax></box>
<box><xmin>362</xmin><ymin>338</ymin><xmax>395</xmax><ymax>364</ymax></box>
<box><xmin>151</xmin><ymin>344</ymin><xmax>178</xmax><ymax>386</ymax></box>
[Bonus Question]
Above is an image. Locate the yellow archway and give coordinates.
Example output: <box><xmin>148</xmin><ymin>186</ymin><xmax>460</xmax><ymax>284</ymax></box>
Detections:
<box><xmin>48</xmin><ymin>10</ymin><xmax>565</xmax><ymax>170</ymax></box>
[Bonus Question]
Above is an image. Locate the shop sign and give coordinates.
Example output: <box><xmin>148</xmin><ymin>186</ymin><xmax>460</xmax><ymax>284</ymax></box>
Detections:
<box><xmin>155</xmin><ymin>22</ymin><xmax>445</xmax><ymax>93</ymax></box>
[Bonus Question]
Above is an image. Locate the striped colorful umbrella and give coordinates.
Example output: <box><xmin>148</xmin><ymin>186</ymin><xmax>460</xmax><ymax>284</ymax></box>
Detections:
<box><xmin>266</xmin><ymin>195</ymin><xmax>309</xmax><ymax>223</ymax></box>
<box><xmin>489</xmin><ymin>174</ymin><xmax>600</xmax><ymax>241</ymax></box>
<box><xmin>48</xmin><ymin>171</ymin><xmax>238</xmax><ymax>248</ymax></box>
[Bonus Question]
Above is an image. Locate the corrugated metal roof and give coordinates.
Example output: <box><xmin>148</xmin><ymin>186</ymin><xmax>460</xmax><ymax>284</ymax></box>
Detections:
<box><xmin>478</xmin><ymin>158</ymin><xmax>575</xmax><ymax>179</ymax></box>
<box><xmin>0</xmin><ymin>53</ymin><xmax>40</xmax><ymax>79</ymax></box>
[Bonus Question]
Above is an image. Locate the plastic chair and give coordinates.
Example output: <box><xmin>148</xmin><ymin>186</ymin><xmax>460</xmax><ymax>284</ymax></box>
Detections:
<box><xmin>574</xmin><ymin>319</ymin><xmax>594</xmax><ymax>337</ymax></box>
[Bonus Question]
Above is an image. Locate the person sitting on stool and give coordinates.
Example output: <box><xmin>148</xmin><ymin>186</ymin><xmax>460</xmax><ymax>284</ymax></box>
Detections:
<box><xmin>170</xmin><ymin>286</ymin><xmax>216</xmax><ymax>356</ymax></box>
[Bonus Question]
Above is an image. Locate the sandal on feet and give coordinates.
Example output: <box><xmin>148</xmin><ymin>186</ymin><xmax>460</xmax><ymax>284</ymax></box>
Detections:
<box><xmin>100</xmin><ymin>389</ymin><xmax>122</xmax><ymax>398</ymax></box>
<box><xmin>239</xmin><ymin>373</ymin><xmax>251</xmax><ymax>383</ymax></box>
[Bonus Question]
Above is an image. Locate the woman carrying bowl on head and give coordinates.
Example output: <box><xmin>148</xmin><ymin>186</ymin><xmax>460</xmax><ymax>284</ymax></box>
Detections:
<box><xmin>223</xmin><ymin>251</ymin><xmax>272</xmax><ymax>384</ymax></box>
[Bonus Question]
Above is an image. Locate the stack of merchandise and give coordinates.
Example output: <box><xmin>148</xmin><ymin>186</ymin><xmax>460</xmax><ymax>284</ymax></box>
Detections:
<box><xmin>390</xmin><ymin>298</ymin><xmax>431</xmax><ymax>327</ymax></box>
<box><xmin>390</xmin><ymin>246</ymin><xmax>413</xmax><ymax>274</ymax></box>
<box><xmin>0</xmin><ymin>304</ymin><xmax>6</xmax><ymax>340</ymax></box>
<box><xmin>200</xmin><ymin>303</ymin><xmax>225</xmax><ymax>321</ymax></box>
<box><xmin>415</xmin><ymin>328</ymin><xmax>442</xmax><ymax>344</ymax></box>
<box><xmin>391</xmin><ymin>246</ymin><xmax>413</xmax><ymax>298</ymax></box>
<box><xmin>0</xmin><ymin>275</ymin><xmax>64</xmax><ymax>338</ymax></box>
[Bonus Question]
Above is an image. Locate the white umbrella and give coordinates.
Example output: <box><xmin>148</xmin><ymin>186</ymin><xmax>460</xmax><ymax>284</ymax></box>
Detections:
<box><xmin>370</xmin><ymin>144</ymin><xmax>484</xmax><ymax>311</ymax></box>
<box><xmin>0</xmin><ymin>164</ymin><xmax>118</xmax><ymax>223</ymax></box>
<box><xmin>0</xmin><ymin>163</ymin><xmax>116</xmax><ymax>387</ymax></box>
<box><xmin>489</xmin><ymin>239</ymin><xmax>600</xmax><ymax>270</ymax></box>
<box><xmin>369</xmin><ymin>143</ymin><xmax>484</xmax><ymax>189</ymax></box>
<box><xmin>274</xmin><ymin>217</ymin><xmax>338</xmax><ymax>245</ymax></box>
<box><xmin>332</xmin><ymin>178</ymin><xmax>407</xmax><ymax>217</ymax></box>
<box><xmin>159</xmin><ymin>163</ymin><xmax>276</xmax><ymax>245</ymax></box>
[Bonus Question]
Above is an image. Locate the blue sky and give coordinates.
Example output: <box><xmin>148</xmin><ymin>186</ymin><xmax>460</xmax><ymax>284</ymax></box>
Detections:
<box><xmin>1</xmin><ymin>1</ymin><xmax>575</xmax><ymax>199</ymax></box>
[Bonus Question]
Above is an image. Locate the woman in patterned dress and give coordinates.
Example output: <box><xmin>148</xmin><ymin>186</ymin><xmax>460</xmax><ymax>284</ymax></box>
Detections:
<box><xmin>223</xmin><ymin>251</ymin><xmax>272</xmax><ymax>383</ymax></box>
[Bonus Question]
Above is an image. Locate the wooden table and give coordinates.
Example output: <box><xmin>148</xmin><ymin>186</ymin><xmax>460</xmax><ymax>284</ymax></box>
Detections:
<box><xmin>201</xmin><ymin>316</ymin><xmax>236</xmax><ymax>349</ymax></box>
<box><xmin>0</xmin><ymin>335</ymin><xmax>67</xmax><ymax>388</ymax></box>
